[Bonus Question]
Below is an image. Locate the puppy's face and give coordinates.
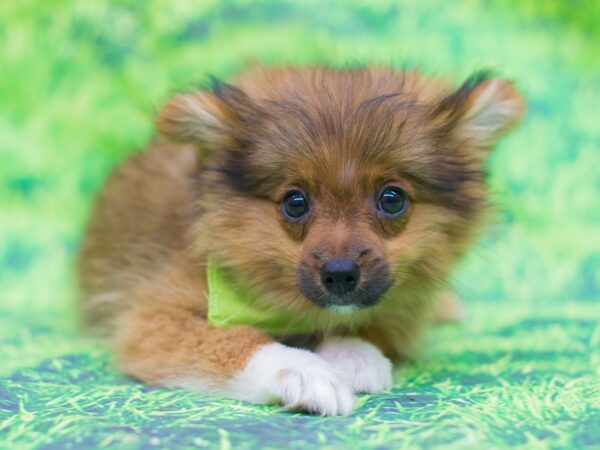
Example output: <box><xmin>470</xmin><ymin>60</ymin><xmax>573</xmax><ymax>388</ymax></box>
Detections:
<box><xmin>159</xmin><ymin>68</ymin><xmax>524</xmax><ymax>315</ymax></box>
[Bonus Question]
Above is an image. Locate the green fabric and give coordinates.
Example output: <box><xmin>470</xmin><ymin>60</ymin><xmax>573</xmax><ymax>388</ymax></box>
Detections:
<box><xmin>1</xmin><ymin>0</ymin><xmax>600</xmax><ymax>448</ymax></box>
<box><xmin>207</xmin><ymin>260</ymin><xmax>318</xmax><ymax>335</ymax></box>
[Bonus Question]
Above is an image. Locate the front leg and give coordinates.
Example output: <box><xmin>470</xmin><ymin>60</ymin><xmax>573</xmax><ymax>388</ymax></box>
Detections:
<box><xmin>114</xmin><ymin>303</ymin><xmax>353</xmax><ymax>415</ymax></box>
<box><xmin>316</xmin><ymin>337</ymin><xmax>393</xmax><ymax>394</ymax></box>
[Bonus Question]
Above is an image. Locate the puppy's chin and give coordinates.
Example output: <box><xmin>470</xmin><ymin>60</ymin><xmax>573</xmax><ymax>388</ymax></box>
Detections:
<box><xmin>296</xmin><ymin>267</ymin><xmax>392</xmax><ymax>313</ymax></box>
<box><xmin>325</xmin><ymin>304</ymin><xmax>362</xmax><ymax>314</ymax></box>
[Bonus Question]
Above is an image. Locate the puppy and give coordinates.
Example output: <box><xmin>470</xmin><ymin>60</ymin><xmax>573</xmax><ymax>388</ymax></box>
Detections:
<box><xmin>78</xmin><ymin>67</ymin><xmax>524</xmax><ymax>415</ymax></box>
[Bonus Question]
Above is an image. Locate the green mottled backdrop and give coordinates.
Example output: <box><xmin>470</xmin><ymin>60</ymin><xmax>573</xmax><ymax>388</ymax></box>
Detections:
<box><xmin>1</xmin><ymin>1</ymin><xmax>599</xmax><ymax>448</ymax></box>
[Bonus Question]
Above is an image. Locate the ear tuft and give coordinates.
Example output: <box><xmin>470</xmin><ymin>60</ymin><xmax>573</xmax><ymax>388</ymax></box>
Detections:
<box><xmin>441</xmin><ymin>73</ymin><xmax>525</xmax><ymax>147</ymax></box>
<box><xmin>156</xmin><ymin>91</ymin><xmax>232</xmax><ymax>145</ymax></box>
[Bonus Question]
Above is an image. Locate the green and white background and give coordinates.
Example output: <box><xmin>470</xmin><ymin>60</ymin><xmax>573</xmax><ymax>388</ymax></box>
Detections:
<box><xmin>1</xmin><ymin>1</ymin><xmax>599</xmax><ymax>448</ymax></box>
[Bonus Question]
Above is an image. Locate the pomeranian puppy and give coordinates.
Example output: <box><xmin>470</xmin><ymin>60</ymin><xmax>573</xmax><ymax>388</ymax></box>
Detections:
<box><xmin>78</xmin><ymin>67</ymin><xmax>523</xmax><ymax>415</ymax></box>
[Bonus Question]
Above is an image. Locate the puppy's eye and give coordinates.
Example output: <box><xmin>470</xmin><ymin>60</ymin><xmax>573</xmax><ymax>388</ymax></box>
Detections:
<box><xmin>281</xmin><ymin>190</ymin><xmax>310</xmax><ymax>220</ymax></box>
<box><xmin>377</xmin><ymin>186</ymin><xmax>409</xmax><ymax>216</ymax></box>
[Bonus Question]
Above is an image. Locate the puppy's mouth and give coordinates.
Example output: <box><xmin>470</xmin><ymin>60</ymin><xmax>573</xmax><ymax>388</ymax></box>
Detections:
<box><xmin>297</xmin><ymin>259</ymin><xmax>392</xmax><ymax>312</ymax></box>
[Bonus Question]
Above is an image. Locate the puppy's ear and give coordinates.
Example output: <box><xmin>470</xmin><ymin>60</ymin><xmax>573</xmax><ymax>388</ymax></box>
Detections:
<box><xmin>438</xmin><ymin>73</ymin><xmax>525</xmax><ymax>148</ymax></box>
<box><xmin>157</xmin><ymin>82</ymin><xmax>256</xmax><ymax>149</ymax></box>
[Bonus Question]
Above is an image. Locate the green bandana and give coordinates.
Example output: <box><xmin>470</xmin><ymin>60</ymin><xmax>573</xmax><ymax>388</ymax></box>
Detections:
<box><xmin>206</xmin><ymin>260</ymin><xmax>319</xmax><ymax>336</ymax></box>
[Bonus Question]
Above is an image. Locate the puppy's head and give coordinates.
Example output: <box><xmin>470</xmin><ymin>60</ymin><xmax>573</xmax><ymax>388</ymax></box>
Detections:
<box><xmin>159</xmin><ymin>68</ymin><xmax>524</xmax><ymax>317</ymax></box>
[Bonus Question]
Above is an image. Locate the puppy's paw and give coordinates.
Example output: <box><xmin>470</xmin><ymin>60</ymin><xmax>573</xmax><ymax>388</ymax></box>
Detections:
<box><xmin>228</xmin><ymin>343</ymin><xmax>353</xmax><ymax>416</ymax></box>
<box><xmin>316</xmin><ymin>337</ymin><xmax>392</xmax><ymax>394</ymax></box>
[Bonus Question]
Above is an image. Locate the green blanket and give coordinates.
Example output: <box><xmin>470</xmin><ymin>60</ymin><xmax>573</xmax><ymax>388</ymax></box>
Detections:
<box><xmin>1</xmin><ymin>1</ymin><xmax>599</xmax><ymax>448</ymax></box>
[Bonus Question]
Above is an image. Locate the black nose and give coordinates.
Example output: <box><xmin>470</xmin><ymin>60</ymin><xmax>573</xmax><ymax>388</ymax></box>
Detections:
<box><xmin>320</xmin><ymin>258</ymin><xmax>360</xmax><ymax>296</ymax></box>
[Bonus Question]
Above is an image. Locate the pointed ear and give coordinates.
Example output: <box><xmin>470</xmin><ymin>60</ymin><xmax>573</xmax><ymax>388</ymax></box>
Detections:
<box><xmin>156</xmin><ymin>82</ymin><xmax>255</xmax><ymax>149</ymax></box>
<box><xmin>439</xmin><ymin>73</ymin><xmax>525</xmax><ymax>148</ymax></box>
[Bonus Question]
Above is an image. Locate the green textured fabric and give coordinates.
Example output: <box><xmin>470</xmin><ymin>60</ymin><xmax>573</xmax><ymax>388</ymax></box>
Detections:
<box><xmin>1</xmin><ymin>0</ymin><xmax>599</xmax><ymax>449</ymax></box>
<box><xmin>207</xmin><ymin>260</ymin><xmax>318</xmax><ymax>335</ymax></box>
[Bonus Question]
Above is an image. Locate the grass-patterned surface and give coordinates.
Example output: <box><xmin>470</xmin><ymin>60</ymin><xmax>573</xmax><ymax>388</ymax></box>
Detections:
<box><xmin>2</xmin><ymin>305</ymin><xmax>599</xmax><ymax>449</ymax></box>
<box><xmin>1</xmin><ymin>0</ymin><xmax>599</xmax><ymax>448</ymax></box>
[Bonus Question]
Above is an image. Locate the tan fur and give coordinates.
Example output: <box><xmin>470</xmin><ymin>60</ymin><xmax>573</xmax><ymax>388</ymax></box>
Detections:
<box><xmin>78</xmin><ymin>66</ymin><xmax>524</xmax><ymax>395</ymax></box>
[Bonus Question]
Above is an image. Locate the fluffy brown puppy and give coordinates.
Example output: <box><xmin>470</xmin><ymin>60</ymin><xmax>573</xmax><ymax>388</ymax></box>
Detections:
<box><xmin>78</xmin><ymin>67</ymin><xmax>524</xmax><ymax>415</ymax></box>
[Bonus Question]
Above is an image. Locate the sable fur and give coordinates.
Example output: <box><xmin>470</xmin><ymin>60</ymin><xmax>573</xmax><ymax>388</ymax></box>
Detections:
<box><xmin>78</xmin><ymin>66</ymin><xmax>524</xmax><ymax>410</ymax></box>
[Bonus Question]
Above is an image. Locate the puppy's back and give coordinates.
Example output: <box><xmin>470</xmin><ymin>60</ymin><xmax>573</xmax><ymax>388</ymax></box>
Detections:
<box><xmin>77</xmin><ymin>141</ymin><xmax>199</xmax><ymax>332</ymax></box>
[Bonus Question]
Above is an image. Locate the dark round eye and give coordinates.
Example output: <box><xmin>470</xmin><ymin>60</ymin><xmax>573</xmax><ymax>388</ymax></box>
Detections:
<box><xmin>377</xmin><ymin>186</ymin><xmax>409</xmax><ymax>216</ymax></box>
<box><xmin>282</xmin><ymin>190</ymin><xmax>310</xmax><ymax>220</ymax></box>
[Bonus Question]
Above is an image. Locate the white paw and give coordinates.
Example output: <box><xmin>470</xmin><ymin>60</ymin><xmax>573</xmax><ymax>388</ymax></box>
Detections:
<box><xmin>228</xmin><ymin>343</ymin><xmax>353</xmax><ymax>416</ymax></box>
<box><xmin>316</xmin><ymin>337</ymin><xmax>392</xmax><ymax>394</ymax></box>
